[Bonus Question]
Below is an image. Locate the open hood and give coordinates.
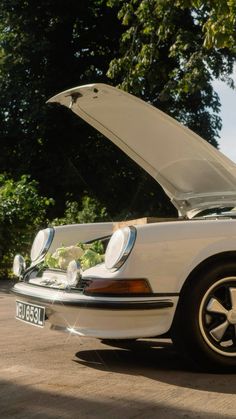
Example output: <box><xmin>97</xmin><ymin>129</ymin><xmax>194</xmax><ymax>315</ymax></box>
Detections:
<box><xmin>48</xmin><ymin>83</ymin><xmax>236</xmax><ymax>218</ymax></box>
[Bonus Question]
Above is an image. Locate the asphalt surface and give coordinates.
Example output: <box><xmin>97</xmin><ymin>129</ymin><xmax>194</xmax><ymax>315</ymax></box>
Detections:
<box><xmin>0</xmin><ymin>280</ymin><xmax>236</xmax><ymax>418</ymax></box>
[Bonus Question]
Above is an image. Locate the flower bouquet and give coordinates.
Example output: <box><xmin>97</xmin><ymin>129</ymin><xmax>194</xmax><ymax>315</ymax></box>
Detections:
<box><xmin>44</xmin><ymin>240</ymin><xmax>105</xmax><ymax>271</ymax></box>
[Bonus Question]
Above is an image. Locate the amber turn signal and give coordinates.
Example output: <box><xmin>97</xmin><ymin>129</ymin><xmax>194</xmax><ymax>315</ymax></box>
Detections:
<box><xmin>84</xmin><ymin>278</ymin><xmax>152</xmax><ymax>295</ymax></box>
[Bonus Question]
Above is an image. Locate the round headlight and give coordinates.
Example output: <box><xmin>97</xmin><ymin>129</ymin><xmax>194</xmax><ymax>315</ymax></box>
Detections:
<box><xmin>105</xmin><ymin>226</ymin><xmax>136</xmax><ymax>271</ymax></box>
<box><xmin>13</xmin><ymin>254</ymin><xmax>26</xmax><ymax>277</ymax></box>
<box><xmin>66</xmin><ymin>260</ymin><xmax>81</xmax><ymax>287</ymax></box>
<box><xmin>30</xmin><ymin>228</ymin><xmax>54</xmax><ymax>262</ymax></box>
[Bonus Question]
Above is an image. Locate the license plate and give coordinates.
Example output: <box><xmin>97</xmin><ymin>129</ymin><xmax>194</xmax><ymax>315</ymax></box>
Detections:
<box><xmin>16</xmin><ymin>300</ymin><xmax>45</xmax><ymax>327</ymax></box>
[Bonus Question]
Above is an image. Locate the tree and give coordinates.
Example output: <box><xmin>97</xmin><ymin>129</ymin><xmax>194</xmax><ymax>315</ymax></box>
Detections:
<box><xmin>107</xmin><ymin>0</ymin><xmax>236</xmax><ymax>145</ymax></box>
<box><xmin>103</xmin><ymin>0</ymin><xmax>236</xmax><ymax>216</ymax></box>
<box><xmin>0</xmin><ymin>175</ymin><xmax>54</xmax><ymax>276</ymax></box>
<box><xmin>0</xmin><ymin>0</ymin><xmax>126</xmax><ymax>215</ymax></box>
<box><xmin>51</xmin><ymin>196</ymin><xmax>108</xmax><ymax>226</ymax></box>
<box><xmin>0</xmin><ymin>1</ymin><xmax>236</xmax><ymax>222</ymax></box>
<box><xmin>202</xmin><ymin>0</ymin><xmax>236</xmax><ymax>50</ymax></box>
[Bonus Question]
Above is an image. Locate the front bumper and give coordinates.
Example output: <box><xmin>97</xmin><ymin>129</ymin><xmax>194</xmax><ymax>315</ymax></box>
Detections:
<box><xmin>12</xmin><ymin>281</ymin><xmax>178</xmax><ymax>339</ymax></box>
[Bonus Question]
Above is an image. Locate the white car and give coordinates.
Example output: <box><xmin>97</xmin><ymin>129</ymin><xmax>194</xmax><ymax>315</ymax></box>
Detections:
<box><xmin>12</xmin><ymin>84</ymin><xmax>236</xmax><ymax>371</ymax></box>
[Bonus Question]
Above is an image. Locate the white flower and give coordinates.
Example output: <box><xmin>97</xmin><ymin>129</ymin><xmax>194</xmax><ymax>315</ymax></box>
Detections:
<box><xmin>51</xmin><ymin>245</ymin><xmax>84</xmax><ymax>269</ymax></box>
<box><xmin>57</xmin><ymin>256</ymin><xmax>69</xmax><ymax>270</ymax></box>
<box><xmin>69</xmin><ymin>246</ymin><xmax>84</xmax><ymax>259</ymax></box>
<box><xmin>45</xmin><ymin>242</ymin><xmax>104</xmax><ymax>271</ymax></box>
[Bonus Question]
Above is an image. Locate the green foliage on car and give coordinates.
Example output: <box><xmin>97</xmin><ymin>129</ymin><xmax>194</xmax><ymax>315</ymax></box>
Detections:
<box><xmin>44</xmin><ymin>241</ymin><xmax>105</xmax><ymax>271</ymax></box>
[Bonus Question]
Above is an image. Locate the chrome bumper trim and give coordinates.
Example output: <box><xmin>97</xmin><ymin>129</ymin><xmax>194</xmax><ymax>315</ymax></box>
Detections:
<box><xmin>11</xmin><ymin>283</ymin><xmax>174</xmax><ymax>310</ymax></box>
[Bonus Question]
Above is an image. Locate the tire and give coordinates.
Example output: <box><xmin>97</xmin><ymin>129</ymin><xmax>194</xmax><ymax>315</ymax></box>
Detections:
<box><xmin>171</xmin><ymin>261</ymin><xmax>236</xmax><ymax>371</ymax></box>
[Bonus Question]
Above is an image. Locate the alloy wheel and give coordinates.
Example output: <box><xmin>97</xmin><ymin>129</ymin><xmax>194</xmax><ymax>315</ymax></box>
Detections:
<box><xmin>199</xmin><ymin>277</ymin><xmax>236</xmax><ymax>357</ymax></box>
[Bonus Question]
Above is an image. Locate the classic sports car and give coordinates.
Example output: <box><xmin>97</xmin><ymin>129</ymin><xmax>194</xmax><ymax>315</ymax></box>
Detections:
<box><xmin>12</xmin><ymin>84</ymin><xmax>236</xmax><ymax>370</ymax></box>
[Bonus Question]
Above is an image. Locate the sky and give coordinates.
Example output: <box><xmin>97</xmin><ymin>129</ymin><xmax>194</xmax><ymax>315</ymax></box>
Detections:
<box><xmin>213</xmin><ymin>70</ymin><xmax>236</xmax><ymax>163</ymax></box>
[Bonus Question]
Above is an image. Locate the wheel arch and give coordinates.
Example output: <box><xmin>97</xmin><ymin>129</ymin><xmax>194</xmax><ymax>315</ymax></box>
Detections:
<box><xmin>179</xmin><ymin>250</ymin><xmax>236</xmax><ymax>297</ymax></box>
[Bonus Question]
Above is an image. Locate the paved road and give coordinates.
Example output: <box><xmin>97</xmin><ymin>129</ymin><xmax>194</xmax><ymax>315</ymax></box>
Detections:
<box><xmin>0</xmin><ymin>280</ymin><xmax>236</xmax><ymax>418</ymax></box>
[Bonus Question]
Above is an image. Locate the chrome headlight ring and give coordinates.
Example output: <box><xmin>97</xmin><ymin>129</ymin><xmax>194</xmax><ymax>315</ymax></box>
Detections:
<box><xmin>105</xmin><ymin>226</ymin><xmax>136</xmax><ymax>271</ymax></box>
<box><xmin>30</xmin><ymin>227</ymin><xmax>54</xmax><ymax>262</ymax></box>
<box><xmin>13</xmin><ymin>254</ymin><xmax>26</xmax><ymax>278</ymax></box>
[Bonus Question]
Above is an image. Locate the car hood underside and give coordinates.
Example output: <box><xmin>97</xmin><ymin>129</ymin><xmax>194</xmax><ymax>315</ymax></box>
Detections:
<box><xmin>48</xmin><ymin>83</ymin><xmax>236</xmax><ymax>218</ymax></box>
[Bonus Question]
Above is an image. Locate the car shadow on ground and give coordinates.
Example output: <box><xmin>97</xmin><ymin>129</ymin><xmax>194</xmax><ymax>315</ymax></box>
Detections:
<box><xmin>0</xmin><ymin>378</ymin><xmax>223</xmax><ymax>419</ymax></box>
<box><xmin>74</xmin><ymin>338</ymin><xmax>236</xmax><ymax>395</ymax></box>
